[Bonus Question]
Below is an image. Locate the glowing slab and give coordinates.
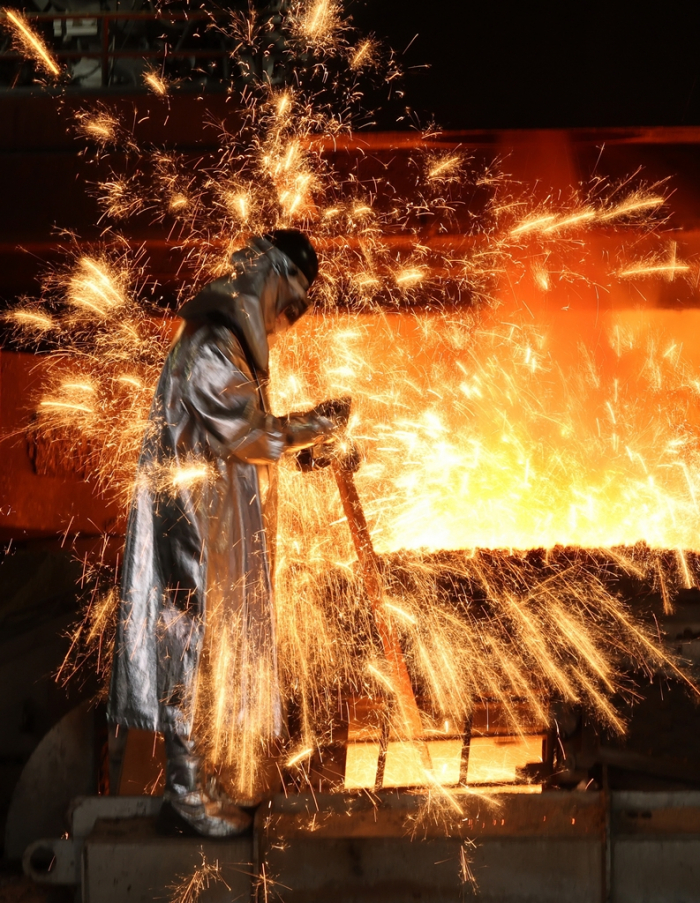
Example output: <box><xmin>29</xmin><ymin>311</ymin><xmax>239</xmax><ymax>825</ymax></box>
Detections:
<box><xmin>382</xmin><ymin>739</ymin><xmax>463</xmax><ymax>788</ymax></box>
<box><xmin>344</xmin><ymin>742</ymin><xmax>380</xmax><ymax>789</ymax></box>
<box><xmin>466</xmin><ymin>735</ymin><xmax>543</xmax><ymax>784</ymax></box>
<box><xmin>455</xmin><ymin>783</ymin><xmax>543</xmax><ymax>794</ymax></box>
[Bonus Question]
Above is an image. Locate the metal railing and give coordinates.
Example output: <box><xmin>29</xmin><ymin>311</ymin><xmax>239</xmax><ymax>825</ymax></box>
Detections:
<box><xmin>0</xmin><ymin>9</ymin><xmax>236</xmax><ymax>88</ymax></box>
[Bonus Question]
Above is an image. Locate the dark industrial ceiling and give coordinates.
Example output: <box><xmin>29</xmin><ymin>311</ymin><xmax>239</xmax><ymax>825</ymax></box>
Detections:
<box><xmin>349</xmin><ymin>0</ymin><xmax>700</xmax><ymax>130</ymax></box>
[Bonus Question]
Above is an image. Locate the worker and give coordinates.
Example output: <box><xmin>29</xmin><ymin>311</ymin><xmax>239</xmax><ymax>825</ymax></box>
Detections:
<box><xmin>107</xmin><ymin>230</ymin><xmax>339</xmax><ymax>836</ymax></box>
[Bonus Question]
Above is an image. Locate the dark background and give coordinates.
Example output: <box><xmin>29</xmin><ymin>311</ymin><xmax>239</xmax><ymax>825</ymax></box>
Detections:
<box><xmin>349</xmin><ymin>0</ymin><xmax>700</xmax><ymax>129</ymax></box>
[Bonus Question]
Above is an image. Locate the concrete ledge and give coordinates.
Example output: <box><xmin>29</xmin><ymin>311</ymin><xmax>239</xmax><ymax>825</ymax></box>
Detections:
<box><xmin>611</xmin><ymin>792</ymin><xmax>700</xmax><ymax>903</ymax></box>
<box><xmin>83</xmin><ymin>817</ymin><xmax>253</xmax><ymax>903</ymax></box>
<box><xmin>261</xmin><ymin>835</ymin><xmax>603</xmax><ymax>903</ymax></box>
<box><xmin>23</xmin><ymin>790</ymin><xmax>700</xmax><ymax>902</ymax></box>
<box><xmin>260</xmin><ymin>792</ymin><xmax>605</xmax><ymax>902</ymax></box>
<box><xmin>614</xmin><ymin>838</ymin><xmax>700</xmax><ymax>903</ymax></box>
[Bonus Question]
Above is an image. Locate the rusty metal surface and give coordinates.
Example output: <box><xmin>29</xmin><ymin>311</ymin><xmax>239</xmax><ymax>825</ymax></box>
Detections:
<box><xmin>262</xmin><ymin>791</ymin><xmax>604</xmax><ymax>840</ymax></box>
<box><xmin>259</xmin><ymin>792</ymin><xmax>607</xmax><ymax>903</ymax></box>
<box><xmin>261</xmin><ymin>836</ymin><xmax>603</xmax><ymax>903</ymax></box>
<box><xmin>19</xmin><ymin>790</ymin><xmax>700</xmax><ymax>902</ymax></box>
<box><xmin>613</xmin><ymin>791</ymin><xmax>700</xmax><ymax>835</ymax></box>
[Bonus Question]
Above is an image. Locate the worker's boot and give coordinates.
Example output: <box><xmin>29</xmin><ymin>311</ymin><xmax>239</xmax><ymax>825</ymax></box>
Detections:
<box><xmin>157</xmin><ymin>733</ymin><xmax>251</xmax><ymax>838</ymax></box>
<box><xmin>206</xmin><ymin>745</ymin><xmax>283</xmax><ymax>809</ymax></box>
<box><xmin>206</xmin><ymin>772</ymin><xmax>266</xmax><ymax>809</ymax></box>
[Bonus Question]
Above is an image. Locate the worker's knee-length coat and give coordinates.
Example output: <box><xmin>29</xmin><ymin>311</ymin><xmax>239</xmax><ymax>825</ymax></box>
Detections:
<box><xmin>107</xmin><ymin>240</ymin><xmax>320</xmax><ymax>739</ymax></box>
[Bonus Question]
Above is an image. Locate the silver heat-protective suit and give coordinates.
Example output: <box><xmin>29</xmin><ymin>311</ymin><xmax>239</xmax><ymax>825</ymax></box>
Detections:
<box><xmin>107</xmin><ymin>237</ymin><xmax>332</xmax><ymax>745</ymax></box>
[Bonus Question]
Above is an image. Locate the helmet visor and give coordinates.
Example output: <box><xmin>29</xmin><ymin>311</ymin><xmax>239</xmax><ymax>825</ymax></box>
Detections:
<box><xmin>282</xmin><ymin>297</ymin><xmax>310</xmax><ymax>327</ymax></box>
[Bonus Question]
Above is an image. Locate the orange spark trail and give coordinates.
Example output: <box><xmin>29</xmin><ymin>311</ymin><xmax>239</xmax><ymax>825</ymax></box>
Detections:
<box><xmin>3</xmin><ymin>9</ymin><xmax>60</xmax><ymax>76</ymax></box>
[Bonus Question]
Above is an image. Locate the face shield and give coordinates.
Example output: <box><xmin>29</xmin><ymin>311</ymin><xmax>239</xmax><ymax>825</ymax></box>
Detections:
<box><xmin>280</xmin><ymin>295</ymin><xmax>311</xmax><ymax>327</ymax></box>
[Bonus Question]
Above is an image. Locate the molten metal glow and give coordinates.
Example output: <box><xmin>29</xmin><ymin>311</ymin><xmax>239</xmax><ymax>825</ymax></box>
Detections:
<box><xmin>273</xmin><ymin>310</ymin><xmax>700</xmax><ymax>552</ymax></box>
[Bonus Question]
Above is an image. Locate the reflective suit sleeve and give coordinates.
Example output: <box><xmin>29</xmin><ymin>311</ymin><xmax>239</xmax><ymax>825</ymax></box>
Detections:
<box><xmin>182</xmin><ymin>329</ymin><xmax>287</xmax><ymax>464</ymax></box>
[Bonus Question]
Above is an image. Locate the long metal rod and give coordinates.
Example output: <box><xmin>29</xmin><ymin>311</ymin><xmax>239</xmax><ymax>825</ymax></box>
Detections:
<box><xmin>331</xmin><ymin>462</ymin><xmax>425</xmax><ymax>741</ymax></box>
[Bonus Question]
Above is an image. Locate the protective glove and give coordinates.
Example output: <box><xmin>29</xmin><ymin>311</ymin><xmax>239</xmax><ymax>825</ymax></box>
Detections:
<box><xmin>295</xmin><ymin>439</ymin><xmax>362</xmax><ymax>473</ymax></box>
<box><xmin>284</xmin><ymin>396</ymin><xmax>352</xmax><ymax>453</ymax></box>
<box><xmin>309</xmin><ymin>396</ymin><xmax>352</xmax><ymax>430</ymax></box>
<box><xmin>294</xmin><ymin>396</ymin><xmax>360</xmax><ymax>472</ymax></box>
<box><xmin>284</xmin><ymin>412</ymin><xmax>335</xmax><ymax>452</ymax></box>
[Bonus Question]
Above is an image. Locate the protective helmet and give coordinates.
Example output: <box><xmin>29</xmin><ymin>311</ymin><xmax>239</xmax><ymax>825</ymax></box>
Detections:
<box><xmin>265</xmin><ymin>228</ymin><xmax>319</xmax><ymax>287</ymax></box>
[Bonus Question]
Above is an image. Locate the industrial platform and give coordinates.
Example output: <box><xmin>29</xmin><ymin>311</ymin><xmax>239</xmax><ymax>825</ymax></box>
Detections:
<box><xmin>21</xmin><ymin>789</ymin><xmax>700</xmax><ymax>902</ymax></box>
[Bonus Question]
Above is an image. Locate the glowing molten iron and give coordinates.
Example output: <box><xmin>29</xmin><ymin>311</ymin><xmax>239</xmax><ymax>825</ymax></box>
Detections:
<box><xmin>270</xmin><ymin>305</ymin><xmax>700</xmax><ymax>791</ymax></box>
<box><xmin>274</xmin><ymin>306</ymin><xmax>700</xmax><ymax>554</ymax></box>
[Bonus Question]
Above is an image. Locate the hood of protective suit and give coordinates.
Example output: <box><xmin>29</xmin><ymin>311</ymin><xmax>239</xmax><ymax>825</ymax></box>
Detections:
<box><xmin>178</xmin><ymin>236</ymin><xmax>310</xmax><ymax>376</ymax></box>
